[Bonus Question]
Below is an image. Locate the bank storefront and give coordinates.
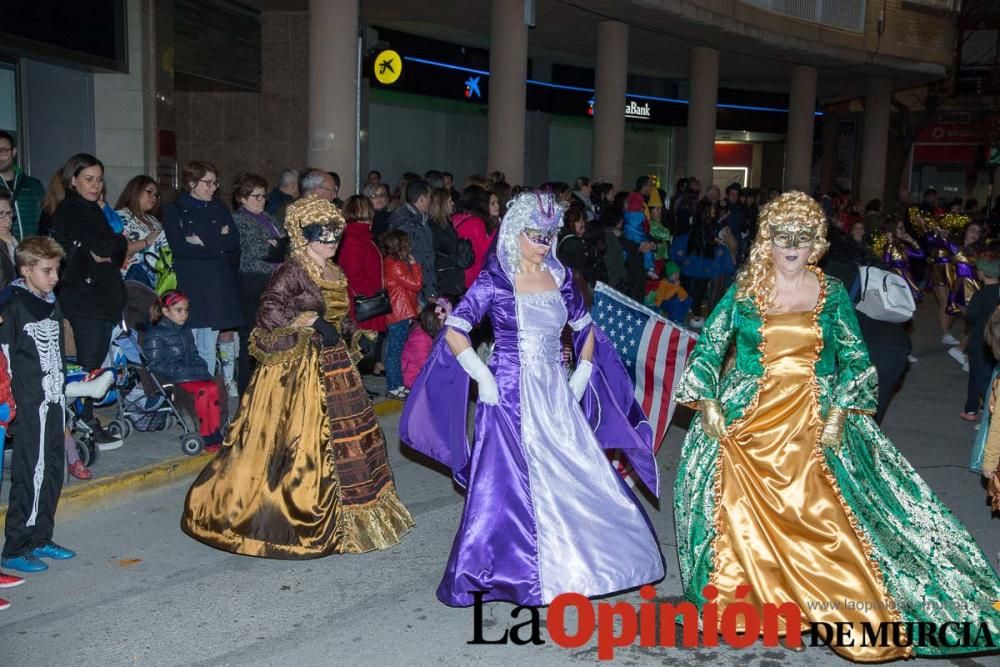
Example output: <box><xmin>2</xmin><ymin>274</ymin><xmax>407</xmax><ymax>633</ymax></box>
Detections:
<box><xmin>367</xmin><ymin>27</ymin><xmax>806</xmax><ymax>190</ymax></box>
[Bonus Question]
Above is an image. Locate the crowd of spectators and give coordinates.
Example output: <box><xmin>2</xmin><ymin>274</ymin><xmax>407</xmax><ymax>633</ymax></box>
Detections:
<box><xmin>5</xmin><ymin>123</ymin><xmax>1000</xmax><ymax>471</ymax></box>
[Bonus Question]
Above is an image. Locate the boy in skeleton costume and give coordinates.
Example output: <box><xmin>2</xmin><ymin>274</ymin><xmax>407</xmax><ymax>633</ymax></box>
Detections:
<box><xmin>0</xmin><ymin>237</ymin><xmax>74</xmax><ymax>573</ymax></box>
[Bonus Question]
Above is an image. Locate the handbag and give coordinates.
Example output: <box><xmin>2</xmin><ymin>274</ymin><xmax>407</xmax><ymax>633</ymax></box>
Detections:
<box><xmin>853</xmin><ymin>266</ymin><xmax>915</xmax><ymax>323</ymax></box>
<box><xmin>354</xmin><ymin>289</ymin><xmax>392</xmax><ymax>322</ymax></box>
<box><xmin>353</xmin><ymin>259</ymin><xmax>392</xmax><ymax>322</ymax></box>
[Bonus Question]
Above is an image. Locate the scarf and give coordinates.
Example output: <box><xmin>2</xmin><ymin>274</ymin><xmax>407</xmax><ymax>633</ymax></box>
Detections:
<box><xmin>102</xmin><ymin>203</ymin><xmax>125</xmax><ymax>234</ymax></box>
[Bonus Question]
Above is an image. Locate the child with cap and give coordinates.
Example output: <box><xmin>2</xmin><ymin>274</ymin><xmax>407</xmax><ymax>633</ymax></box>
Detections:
<box><xmin>624</xmin><ymin>187</ymin><xmax>660</xmax><ymax>280</ymax></box>
<box><xmin>653</xmin><ymin>260</ymin><xmax>691</xmax><ymax>324</ymax></box>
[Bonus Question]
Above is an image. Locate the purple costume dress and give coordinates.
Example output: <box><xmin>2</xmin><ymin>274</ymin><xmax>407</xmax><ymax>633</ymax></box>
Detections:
<box><xmin>883</xmin><ymin>238</ymin><xmax>925</xmax><ymax>301</ymax></box>
<box><xmin>947</xmin><ymin>245</ymin><xmax>980</xmax><ymax>315</ymax></box>
<box><xmin>401</xmin><ymin>193</ymin><xmax>664</xmax><ymax>607</ymax></box>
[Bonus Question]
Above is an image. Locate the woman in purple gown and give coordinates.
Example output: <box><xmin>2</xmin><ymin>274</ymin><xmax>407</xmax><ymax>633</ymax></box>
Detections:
<box><xmin>401</xmin><ymin>192</ymin><xmax>664</xmax><ymax>607</ymax></box>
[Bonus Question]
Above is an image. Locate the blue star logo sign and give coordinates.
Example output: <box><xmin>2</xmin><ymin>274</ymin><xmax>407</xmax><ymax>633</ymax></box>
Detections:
<box><xmin>465</xmin><ymin>76</ymin><xmax>481</xmax><ymax>99</ymax></box>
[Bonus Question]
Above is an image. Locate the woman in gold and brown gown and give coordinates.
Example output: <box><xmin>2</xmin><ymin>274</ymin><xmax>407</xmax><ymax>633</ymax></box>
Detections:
<box><xmin>181</xmin><ymin>197</ymin><xmax>413</xmax><ymax>558</ymax></box>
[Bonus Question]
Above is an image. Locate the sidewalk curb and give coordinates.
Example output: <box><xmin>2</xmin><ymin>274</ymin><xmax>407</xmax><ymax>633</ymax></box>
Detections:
<box><xmin>0</xmin><ymin>399</ymin><xmax>405</xmax><ymax>524</ymax></box>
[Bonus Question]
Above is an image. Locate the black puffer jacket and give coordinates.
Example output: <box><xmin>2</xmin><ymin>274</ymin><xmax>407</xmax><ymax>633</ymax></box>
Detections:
<box><xmin>141</xmin><ymin>318</ymin><xmax>212</xmax><ymax>383</ymax></box>
<box><xmin>431</xmin><ymin>221</ymin><xmax>465</xmax><ymax>298</ymax></box>
<box><xmin>51</xmin><ymin>190</ymin><xmax>127</xmax><ymax>321</ymax></box>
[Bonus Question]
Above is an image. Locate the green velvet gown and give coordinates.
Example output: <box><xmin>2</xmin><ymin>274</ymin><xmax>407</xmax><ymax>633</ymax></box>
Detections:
<box><xmin>673</xmin><ymin>270</ymin><xmax>1000</xmax><ymax>660</ymax></box>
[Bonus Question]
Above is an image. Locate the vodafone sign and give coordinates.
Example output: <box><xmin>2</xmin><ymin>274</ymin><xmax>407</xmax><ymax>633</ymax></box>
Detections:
<box><xmin>915</xmin><ymin>123</ymin><xmax>982</xmax><ymax>143</ymax></box>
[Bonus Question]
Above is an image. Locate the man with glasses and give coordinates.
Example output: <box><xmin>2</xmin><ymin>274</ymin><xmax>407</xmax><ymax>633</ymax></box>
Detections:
<box><xmin>0</xmin><ymin>131</ymin><xmax>45</xmax><ymax>240</ymax></box>
<box><xmin>300</xmin><ymin>169</ymin><xmax>338</xmax><ymax>203</ymax></box>
<box><xmin>276</xmin><ymin>169</ymin><xmax>338</xmax><ymax>229</ymax></box>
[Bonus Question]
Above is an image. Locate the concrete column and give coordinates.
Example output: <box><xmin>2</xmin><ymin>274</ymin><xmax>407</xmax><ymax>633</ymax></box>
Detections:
<box><xmin>859</xmin><ymin>77</ymin><xmax>892</xmax><ymax>203</ymax></box>
<box><xmin>308</xmin><ymin>0</ymin><xmax>358</xmax><ymax>194</ymax></box>
<box><xmin>687</xmin><ymin>47</ymin><xmax>719</xmax><ymax>192</ymax></box>
<box><xmin>591</xmin><ymin>21</ymin><xmax>628</xmax><ymax>189</ymax></box>
<box><xmin>783</xmin><ymin>65</ymin><xmax>817</xmax><ymax>193</ymax></box>
<box><xmin>819</xmin><ymin>110</ymin><xmax>839</xmax><ymax>194</ymax></box>
<box><xmin>487</xmin><ymin>0</ymin><xmax>527</xmax><ymax>185</ymax></box>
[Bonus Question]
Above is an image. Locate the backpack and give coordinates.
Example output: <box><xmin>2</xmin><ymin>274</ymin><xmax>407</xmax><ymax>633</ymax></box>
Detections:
<box><xmin>851</xmin><ymin>266</ymin><xmax>915</xmax><ymax>323</ymax></box>
<box><xmin>454</xmin><ymin>237</ymin><xmax>475</xmax><ymax>270</ymax></box>
<box><xmin>153</xmin><ymin>245</ymin><xmax>177</xmax><ymax>295</ymax></box>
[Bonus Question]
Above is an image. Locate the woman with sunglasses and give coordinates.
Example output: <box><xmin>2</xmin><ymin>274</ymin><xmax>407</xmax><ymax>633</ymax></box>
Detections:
<box><xmin>114</xmin><ymin>175</ymin><xmax>165</xmax><ymax>286</ymax></box>
<box><xmin>162</xmin><ymin>161</ymin><xmax>243</xmax><ymax>376</ymax></box>
<box><xmin>401</xmin><ymin>191</ymin><xmax>663</xmax><ymax>607</ymax></box>
<box><xmin>182</xmin><ymin>197</ymin><xmax>413</xmax><ymax>558</ymax></box>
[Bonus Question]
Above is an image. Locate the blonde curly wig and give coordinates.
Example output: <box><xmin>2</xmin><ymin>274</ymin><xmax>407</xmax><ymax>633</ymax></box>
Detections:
<box><xmin>735</xmin><ymin>191</ymin><xmax>828</xmax><ymax>309</ymax></box>
<box><xmin>284</xmin><ymin>196</ymin><xmax>345</xmax><ymax>283</ymax></box>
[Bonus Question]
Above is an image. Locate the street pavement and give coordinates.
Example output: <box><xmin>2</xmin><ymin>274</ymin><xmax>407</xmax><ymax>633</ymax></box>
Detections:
<box><xmin>1</xmin><ymin>297</ymin><xmax>998</xmax><ymax>666</ymax></box>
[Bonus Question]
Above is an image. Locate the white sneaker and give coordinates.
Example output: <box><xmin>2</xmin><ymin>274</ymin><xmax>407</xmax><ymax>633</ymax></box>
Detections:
<box><xmin>942</xmin><ymin>333</ymin><xmax>960</xmax><ymax>346</ymax></box>
<box><xmin>947</xmin><ymin>346</ymin><xmax>967</xmax><ymax>367</ymax></box>
<box><xmin>689</xmin><ymin>316</ymin><xmax>705</xmax><ymax>329</ymax></box>
<box><xmin>226</xmin><ymin>381</ymin><xmax>238</xmax><ymax>399</ymax></box>
<box><xmin>96</xmin><ymin>437</ymin><xmax>124</xmax><ymax>451</ymax></box>
<box><xmin>907</xmin><ymin>354</ymin><xmax>918</xmax><ymax>363</ymax></box>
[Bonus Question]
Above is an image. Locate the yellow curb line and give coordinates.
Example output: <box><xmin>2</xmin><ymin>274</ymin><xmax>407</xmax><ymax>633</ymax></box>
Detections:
<box><xmin>0</xmin><ymin>400</ymin><xmax>404</xmax><ymax>523</ymax></box>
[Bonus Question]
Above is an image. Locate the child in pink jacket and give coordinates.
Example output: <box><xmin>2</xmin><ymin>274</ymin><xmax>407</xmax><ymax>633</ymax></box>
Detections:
<box><xmin>402</xmin><ymin>299</ymin><xmax>450</xmax><ymax>389</ymax></box>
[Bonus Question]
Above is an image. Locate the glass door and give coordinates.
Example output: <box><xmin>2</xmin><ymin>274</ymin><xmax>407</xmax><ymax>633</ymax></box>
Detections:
<box><xmin>0</xmin><ymin>61</ymin><xmax>18</xmax><ymax>137</ymax></box>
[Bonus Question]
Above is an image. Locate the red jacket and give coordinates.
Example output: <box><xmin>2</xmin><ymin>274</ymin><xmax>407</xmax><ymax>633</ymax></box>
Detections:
<box><xmin>337</xmin><ymin>221</ymin><xmax>386</xmax><ymax>332</ymax></box>
<box><xmin>384</xmin><ymin>257</ymin><xmax>423</xmax><ymax>324</ymax></box>
<box><xmin>452</xmin><ymin>213</ymin><xmax>494</xmax><ymax>289</ymax></box>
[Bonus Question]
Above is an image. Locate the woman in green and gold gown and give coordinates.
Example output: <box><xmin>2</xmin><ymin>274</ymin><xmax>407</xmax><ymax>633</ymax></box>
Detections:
<box><xmin>673</xmin><ymin>191</ymin><xmax>1000</xmax><ymax>661</ymax></box>
<box><xmin>181</xmin><ymin>197</ymin><xmax>413</xmax><ymax>558</ymax></box>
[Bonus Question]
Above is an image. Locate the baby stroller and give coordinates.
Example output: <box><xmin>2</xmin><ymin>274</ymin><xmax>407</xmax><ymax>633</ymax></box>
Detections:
<box><xmin>112</xmin><ymin>280</ymin><xmax>215</xmax><ymax>455</ymax></box>
<box><xmin>64</xmin><ymin>322</ymin><xmax>137</xmax><ymax>456</ymax></box>
<box><xmin>63</xmin><ymin>370</ymin><xmax>118</xmax><ymax>481</ymax></box>
<box><xmin>65</xmin><ymin>341</ymin><xmax>134</xmax><ymax>444</ymax></box>
<box><xmin>64</xmin><ymin>372</ymin><xmax>107</xmax><ymax>470</ymax></box>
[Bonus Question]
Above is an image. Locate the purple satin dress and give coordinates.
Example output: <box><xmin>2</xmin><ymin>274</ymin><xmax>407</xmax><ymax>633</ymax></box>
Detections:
<box><xmin>883</xmin><ymin>239</ymin><xmax>925</xmax><ymax>301</ymax></box>
<box><xmin>401</xmin><ymin>253</ymin><xmax>664</xmax><ymax>607</ymax></box>
<box><xmin>947</xmin><ymin>246</ymin><xmax>980</xmax><ymax>315</ymax></box>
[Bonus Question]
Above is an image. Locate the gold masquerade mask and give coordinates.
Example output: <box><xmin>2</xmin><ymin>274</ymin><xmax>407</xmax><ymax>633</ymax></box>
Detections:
<box><xmin>770</xmin><ymin>225</ymin><xmax>818</xmax><ymax>249</ymax></box>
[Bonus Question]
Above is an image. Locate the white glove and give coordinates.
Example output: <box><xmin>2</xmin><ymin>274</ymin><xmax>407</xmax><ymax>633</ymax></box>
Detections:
<box><xmin>568</xmin><ymin>360</ymin><xmax>592</xmax><ymax>401</ymax></box>
<box><xmin>456</xmin><ymin>348</ymin><xmax>499</xmax><ymax>405</ymax></box>
<box><xmin>65</xmin><ymin>371</ymin><xmax>114</xmax><ymax>400</ymax></box>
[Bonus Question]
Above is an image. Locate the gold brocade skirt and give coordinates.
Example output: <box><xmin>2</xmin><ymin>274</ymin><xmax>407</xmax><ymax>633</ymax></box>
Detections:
<box><xmin>180</xmin><ymin>341</ymin><xmax>413</xmax><ymax>559</ymax></box>
<box><xmin>713</xmin><ymin>312</ymin><xmax>909</xmax><ymax>661</ymax></box>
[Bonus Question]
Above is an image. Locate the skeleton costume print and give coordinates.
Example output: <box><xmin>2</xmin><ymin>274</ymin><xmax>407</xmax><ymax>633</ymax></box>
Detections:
<box><xmin>0</xmin><ymin>280</ymin><xmax>67</xmax><ymax>560</ymax></box>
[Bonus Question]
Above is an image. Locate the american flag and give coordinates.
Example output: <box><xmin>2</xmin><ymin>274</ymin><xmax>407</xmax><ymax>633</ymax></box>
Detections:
<box><xmin>591</xmin><ymin>282</ymin><xmax>697</xmax><ymax>452</ymax></box>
